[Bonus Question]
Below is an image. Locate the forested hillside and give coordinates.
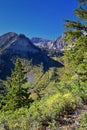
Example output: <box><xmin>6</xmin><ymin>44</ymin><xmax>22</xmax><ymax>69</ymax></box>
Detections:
<box><xmin>0</xmin><ymin>0</ymin><xmax>87</xmax><ymax>130</ymax></box>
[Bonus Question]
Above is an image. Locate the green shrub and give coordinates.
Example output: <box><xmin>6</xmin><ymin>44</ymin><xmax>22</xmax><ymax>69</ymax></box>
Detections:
<box><xmin>77</xmin><ymin>112</ymin><xmax>87</xmax><ymax>130</ymax></box>
<box><xmin>0</xmin><ymin>108</ymin><xmax>30</xmax><ymax>130</ymax></box>
<box><xmin>28</xmin><ymin>92</ymin><xmax>82</xmax><ymax>128</ymax></box>
<box><xmin>0</xmin><ymin>92</ymin><xmax>82</xmax><ymax>130</ymax></box>
<box><xmin>71</xmin><ymin>82</ymin><xmax>87</xmax><ymax>104</ymax></box>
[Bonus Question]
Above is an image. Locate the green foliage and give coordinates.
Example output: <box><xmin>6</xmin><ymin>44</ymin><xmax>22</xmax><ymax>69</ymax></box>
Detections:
<box><xmin>75</xmin><ymin>0</ymin><xmax>87</xmax><ymax>22</ymax></box>
<box><xmin>64</xmin><ymin>20</ymin><xmax>85</xmax><ymax>30</ymax></box>
<box><xmin>77</xmin><ymin>112</ymin><xmax>87</xmax><ymax>130</ymax></box>
<box><xmin>3</xmin><ymin>59</ymin><xmax>33</xmax><ymax>111</ymax></box>
<box><xmin>63</xmin><ymin>0</ymin><xmax>87</xmax><ymax>104</ymax></box>
<box><xmin>0</xmin><ymin>108</ymin><xmax>30</xmax><ymax>130</ymax></box>
<box><xmin>28</xmin><ymin>92</ymin><xmax>82</xmax><ymax>128</ymax></box>
<box><xmin>0</xmin><ymin>0</ymin><xmax>87</xmax><ymax>129</ymax></box>
<box><xmin>0</xmin><ymin>80</ymin><xmax>6</xmax><ymax>109</ymax></box>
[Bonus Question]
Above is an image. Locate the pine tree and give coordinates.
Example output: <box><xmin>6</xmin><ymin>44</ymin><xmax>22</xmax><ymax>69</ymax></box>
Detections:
<box><xmin>63</xmin><ymin>0</ymin><xmax>87</xmax><ymax>84</ymax></box>
<box><xmin>3</xmin><ymin>58</ymin><xmax>33</xmax><ymax>110</ymax></box>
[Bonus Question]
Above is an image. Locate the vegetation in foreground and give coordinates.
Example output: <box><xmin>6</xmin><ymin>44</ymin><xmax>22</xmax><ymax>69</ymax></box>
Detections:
<box><xmin>0</xmin><ymin>0</ymin><xmax>87</xmax><ymax>129</ymax></box>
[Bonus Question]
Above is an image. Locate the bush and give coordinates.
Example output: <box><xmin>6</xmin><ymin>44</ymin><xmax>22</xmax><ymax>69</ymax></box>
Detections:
<box><xmin>77</xmin><ymin>112</ymin><xmax>87</xmax><ymax>130</ymax></box>
<box><xmin>0</xmin><ymin>108</ymin><xmax>30</xmax><ymax>130</ymax></box>
<box><xmin>71</xmin><ymin>82</ymin><xmax>87</xmax><ymax>104</ymax></box>
<box><xmin>28</xmin><ymin>92</ymin><xmax>82</xmax><ymax>128</ymax></box>
<box><xmin>0</xmin><ymin>92</ymin><xmax>82</xmax><ymax>130</ymax></box>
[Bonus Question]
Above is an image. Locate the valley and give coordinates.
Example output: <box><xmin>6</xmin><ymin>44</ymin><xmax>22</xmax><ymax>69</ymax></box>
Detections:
<box><xmin>0</xmin><ymin>0</ymin><xmax>87</xmax><ymax>129</ymax></box>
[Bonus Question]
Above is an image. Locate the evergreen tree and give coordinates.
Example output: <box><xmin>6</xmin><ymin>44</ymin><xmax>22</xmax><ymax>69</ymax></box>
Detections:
<box><xmin>50</xmin><ymin>67</ymin><xmax>59</xmax><ymax>82</ymax></box>
<box><xmin>63</xmin><ymin>0</ymin><xmax>87</xmax><ymax>85</ymax></box>
<box><xmin>3</xmin><ymin>58</ymin><xmax>33</xmax><ymax>110</ymax></box>
<box><xmin>0</xmin><ymin>80</ymin><xmax>6</xmax><ymax>109</ymax></box>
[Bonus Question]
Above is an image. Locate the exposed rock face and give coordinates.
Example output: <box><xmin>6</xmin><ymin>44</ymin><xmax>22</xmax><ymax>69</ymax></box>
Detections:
<box><xmin>0</xmin><ymin>32</ymin><xmax>17</xmax><ymax>53</ymax></box>
<box><xmin>0</xmin><ymin>32</ymin><xmax>17</xmax><ymax>43</ymax></box>
<box><xmin>7</xmin><ymin>35</ymin><xmax>39</xmax><ymax>54</ymax></box>
<box><xmin>31</xmin><ymin>34</ymin><xmax>66</xmax><ymax>51</ymax></box>
<box><xmin>0</xmin><ymin>32</ymin><xmax>40</xmax><ymax>54</ymax></box>
<box><xmin>50</xmin><ymin>34</ymin><xmax>66</xmax><ymax>50</ymax></box>
<box><xmin>31</xmin><ymin>37</ymin><xmax>52</xmax><ymax>49</ymax></box>
<box><xmin>0</xmin><ymin>32</ymin><xmax>63</xmax><ymax>79</ymax></box>
<box><xmin>0</xmin><ymin>32</ymin><xmax>41</xmax><ymax>79</ymax></box>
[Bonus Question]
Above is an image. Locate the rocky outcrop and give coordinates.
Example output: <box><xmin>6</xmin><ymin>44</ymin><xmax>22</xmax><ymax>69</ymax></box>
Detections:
<box><xmin>31</xmin><ymin>34</ymin><xmax>66</xmax><ymax>51</ymax></box>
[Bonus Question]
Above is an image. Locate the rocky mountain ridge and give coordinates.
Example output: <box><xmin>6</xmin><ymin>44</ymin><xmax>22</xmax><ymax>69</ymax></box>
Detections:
<box><xmin>0</xmin><ymin>32</ymin><xmax>40</xmax><ymax>54</ymax></box>
<box><xmin>0</xmin><ymin>32</ymin><xmax>63</xmax><ymax>79</ymax></box>
<box><xmin>31</xmin><ymin>34</ymin><xmax>66</xmax><ymax>50</ymax></box>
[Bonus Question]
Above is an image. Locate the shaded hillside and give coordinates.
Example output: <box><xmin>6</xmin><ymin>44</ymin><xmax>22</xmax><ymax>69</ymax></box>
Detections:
<box><xmin>0</xmin><ymin>32</ymin><xmax>63</xmax><ymax>79</ymax></box>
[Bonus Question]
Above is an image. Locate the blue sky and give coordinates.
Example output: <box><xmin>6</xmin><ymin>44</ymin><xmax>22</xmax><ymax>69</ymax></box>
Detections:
<box><xmin>0</xmin><ymin>0</ymin><xmax>78</xmax><ymax>40</ymax></box>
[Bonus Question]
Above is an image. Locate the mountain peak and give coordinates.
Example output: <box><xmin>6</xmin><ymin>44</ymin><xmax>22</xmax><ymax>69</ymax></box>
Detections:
<box><xmin>0</xmin><ymin>32</ymin><xmax>63</xmax><ymax>79</ymax></box>
<box><xmin>31</xmin><ymin>34</ymin><xmax>66</xmax><ymax>50</ymax></box>
<box><xmin>0</xmin><ymin>32</ymin><xmax>40</xmax><ymax>55</ymax></box>
<box><xmin>18</xmin><ymin>34</ymin><xmax>26</xmax><ymax>38</ymax></box>
<box><xmin>0</xmin><ymin>32</ymin><xmax>17</xmax><ymax>38</ymax></box>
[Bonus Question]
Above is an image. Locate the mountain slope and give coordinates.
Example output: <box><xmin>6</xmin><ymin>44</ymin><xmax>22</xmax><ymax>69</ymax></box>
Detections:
<box><xmin>31</xmin><ymin>37</ymin><xmax>52</xmax><ymax>49</ymax></box>
<box><xmin>31</xmin><ymin>34</ymin><xmax>66</xmax><ymax>50</ymax></box>
<box><xmin>50</xmin><ymin>34</ymin><xmax>66</xmax><ymax>50</ymax></box>
<box><xmin>0</xmin><ymin>32</ymin><xmax>63</xmax><ymax>79</ymax></box>
<box><xmin>0</xmin><ymin>32</ymin><xmax>40</xmax><ymax>54</ymax></box>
